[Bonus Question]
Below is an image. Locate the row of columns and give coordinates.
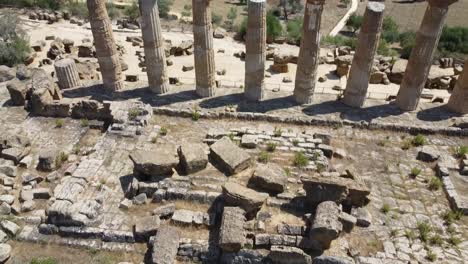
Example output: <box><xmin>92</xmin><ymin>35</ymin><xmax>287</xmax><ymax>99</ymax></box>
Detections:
<box><xmin>83</xmin><ymin>0</ymin><xmax>466</xmax><ymax>114</ymax></box>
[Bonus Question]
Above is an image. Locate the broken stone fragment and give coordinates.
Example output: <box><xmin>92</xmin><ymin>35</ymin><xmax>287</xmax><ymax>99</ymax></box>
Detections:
<box><xmin>268</xmin><ymin>246</ymin><xmax>312</xmax><ymax>264</ymax></box>
<box><xmin>177</xmin><ymin>143</ymin><xmax>208</xmax><ymax>174</ymax></box>
<box><xmin>0</xmin><ymin>220</ymin><xmax>19</xmax><ymax>236</ymax></box>
<box><xmin>222</xmin><ymin>182</ymin><xmax>268</xmax><ymax>219</ymax></box>
<box><xmin>0</xmin><ymin>243</ymin><xmax>11</xmax><ymax>263</ymax></box>
<box><xmin>241</xmin><ymin>134</ymin><xmax>258</xmax><ymax>149</ymax></box>
<box><xmin>134</xmin><ymin>215</ymin><xmax>160</xmax><ymax>241</ymax></box>
<box><xmin>129</xmin><ymin>146</ymin><xmax>179</xmax><ymax>179</ymax></box>
<box><xmin>150</xmin><ymin>226</ymin><xmax>180</xmax><ymax>264</ymax></box>
<box><xmin>219</xmin><ymin>207</ymin><xmax>246</xmax><ymax>252</ymax></box>
<box><xmin>152</xmin><ymin>203</ymin><xmax>175</xmax><ymax>218</ymax></box>
<box><xmin>249</xmin><ymin>163</ymin><xmax>287</xmax><ymax>194</ymax></box>
<box><xmin>6</xmin><ymin>79</ymin><xmax>28</xmax><ymax>106</ymax></box>
<box><xmin>351</xmin><ymin>207</ymin><xmax>372</xmax><ymax>227</ymax></box>
<box><xmin>309</xmin><ymin>201</ymin><xmax>342</xmax><ymax>250</ymax></box>
<box><xmin>417</xmin><ymin>146</ymin><xmax>440</xmax><ymax>162</ymax></box>
<box><xmin>210</xmin><ymin>137</ymin><xmax>251</xmax><ymax>176</ymax></box>
<box><xmin>36</xmin><ymin>149</ymin><xmax>56</xmax><ymax>172</ymax></box>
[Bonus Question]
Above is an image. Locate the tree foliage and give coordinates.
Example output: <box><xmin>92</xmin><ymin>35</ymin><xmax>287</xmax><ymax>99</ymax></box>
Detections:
<box><xmin>286</xmin><ymin>16</ymin><xmax>303</xmax><ymax>44</ymax></box>
<box><xmin>266</xmin><ymin>10</ymin><xmax>283</xmax><ymax>40</ymax></box>
<box><xmin>439</xmin><ymin>26</ymin><xmax>468</xmax><ymax>54</ymax></box>
<box><xmin>278</xmin><ymin>0</ymin><xmax>304</xmax><ymax>20</ymax></box>
<box><xmin>158</xmin><ymin>0</ymin><xmax>174</xmax><ymax>18</ymax></box>
<box><xmin>346</xmin><ymin>14</ymin><xmax>363</xmax><ymax>33</ymax></box>
<box><xmin>0</xmin><ymin>14</ymin><xmax>31</xmax><ymax>67</ymax></box>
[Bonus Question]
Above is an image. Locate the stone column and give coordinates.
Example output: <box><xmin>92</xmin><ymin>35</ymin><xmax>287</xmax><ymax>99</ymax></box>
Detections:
<box><xmin>244</xmin><ymin>0</ymin><xmax>266</xmax><ymax>101</ymax></box>
<box><xmin>87</xmin><ymin>0</ymin><xmax>124</xmax><ymax>91</ymax></box>
<box><xmin>193</xmin><ymin>0</ymin><xmax>216</xmax><ymax>97</ymax></box>
<box><xmin>293</xmin><ymin>0</ymin><xmax>325</xmax><ymax>104</ymax></box>
<box><xmin>54</xmin><ymin>58</ymin><xmax>81</xmax><ymax>89</ymax></box>
<box><xmin>395</xmin><ymin>0</ymin><xmax>458</xmax><ymax>111</ymax></box>
<box><xmin>447</xmin><ymin>60</ymin><xmax>468</xmax><ymax>114</ymax></box>
<box><xmin>140</xmin><ymin>0</ymin><xmax>170</xmax><ymax>94</ymax></box>
<box><xmin>343</xmin><ymin>2</ymin><xmax>385</xmax><ymax>108</ymax></box>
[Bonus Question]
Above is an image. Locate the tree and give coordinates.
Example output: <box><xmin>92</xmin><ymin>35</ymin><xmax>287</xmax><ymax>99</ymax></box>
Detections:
<box><xmin>399</xmin><ymin>31</ymin><xmax>416</xmax><ymax>59</ymax></box>
<box><xmin>286</xmin><ymin>16</ymin><xmax>303</xmax><ymax>44</ymax></box>
<box><xmin>227</xmin><ymin>7</ymin><xmax>238</xmax><ymax>22</ymax></box>
<box><xmin>346</xmin><ymin>14</ymin><xmax>363</xmax><ymax>33</ymax></box>
<box><xmin>158</xmin><ymin>0</ymin><xmax>174</xmax><ymax>18</ymax></box>
<box><xmin>382</xmin><ymin>17</ymin><xmax>399</xmax><ymax>43</ymax></box>
<box><xmin>0</xmin><ymin>14</ymin><xmax>31</xmax><ymax>67</ymax></box>
<box><xmin>278</xmin><ymin>0</ymin><xmax>303</xmax><ymax>21</ymax></box>
<box><xmin>124</xmin><ymin>2</ymin><xmax>140</xmax><ymax>21</ymax></box>
<box><xmin>266</xmin><ymin>11</ymin><xmax>283</xmax><ymax>40</ymax></box>
<box><xmin>181</xmin><ymin>4</ymin><xmax>192</xmax><ymax>18</ymax></box>
<box><xmin>212</xmin><ymin>12</ymin><xmax>223</xmax><ymax>27</ymax></box>
<box><xmin>439</xmin><ymin>26</ymin><xmax>468</xmax><ymax>54</ymax></box>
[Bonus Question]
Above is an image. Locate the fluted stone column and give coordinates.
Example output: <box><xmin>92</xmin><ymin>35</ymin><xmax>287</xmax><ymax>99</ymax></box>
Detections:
<box><xmin>343</xmin><ymin>2</ymin><xmax>385</xmax><ymax>108</ymax></box>
<box><xmin>447</xmin><ymin>60</ymin><xmax>468</xmax><ymax>114</ymax></box>
<box><xmin>140</xmin><ymin>0</ymin><xmax>170</xmax><ymax>94</ymax></box>
<box><xmin>396</xmin><ymin>0</ymin><xmax>458</xmax><ymax>111</ymax></box>
<box><xmin>54</xmin><ymin>58</ymin><xmax>81</xmax><ymax>89</ymax></box>
<box><xmin>294</xmin><ymin>0</ymin><xmax>325</xmax><ymax>104</ymax></box>
<box><xmin>87</xmin><ymin>0</ymin><xmax>124</xmax><ymax>91</ymax></box>
<box><xmin>245</xmin><ymin>0</ymin><xmax>266</xmax><ymax>101</ymax></box>
<box><xmin>193</xmin><ymin>0</ymin><xmax>216</xmax><ymax>97</ymax></box>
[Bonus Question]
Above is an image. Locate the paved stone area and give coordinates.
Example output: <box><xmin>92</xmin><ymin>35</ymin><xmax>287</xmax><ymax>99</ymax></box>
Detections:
<box><xmin>1</xmin><ymin>81</ymin><xmax>467</xmax><ymax>263</ymax></box>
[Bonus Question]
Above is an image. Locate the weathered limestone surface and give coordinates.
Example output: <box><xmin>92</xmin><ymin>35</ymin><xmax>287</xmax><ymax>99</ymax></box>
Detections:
<box><xmin>87</xmin><ymin>0</ymin><xmax>124</xmax><ymax>91</ymax></box>
<box><xmin>140</xmin><ymin>0</ymin><xmax>170</xmax><ymax>94</ymax></box>
<box><xmin>447</xmin><ymin>59</ymin><xmax>468</xmax><ymax>113</ymax></box>
<box><xmin>269</xmin><ymin>246</ymin><xmax>312</xmax><ymax>264</ymax></box>
<box><xmin>209</xmin><ymin>137</ymin><xmax>251</xmax><ymax>175</ymax></box>
<box><xmin>343</xmin><ymin>2</ymin><xmax>385</xmax><ymax>108</ymax></box>
<box><xmin>249</xmin><ymin>163</ymin><xmax>287</xmax><ymax>194</ymax></box>
<box><xmin>129</xmin><ymin>146</ymin><xmax>179</xmax><ymax>178</ymax></box>
<box><xmin>6</xmin><ymin>79</ymin><xmax>28</xmax><ymax>106</ymax></box>
<box><xmin>244</xmin><ymin>0</ymin><xmax>266</xmax><ymax>101</ymax></box>
<box><xmin>222</xmin><ymin>182</ymin><xmax>268</xmax><ymax>219</ymax></box>
<box><xmin>309</xmin><ymin>201</ymin><xmax>342</xmax><ymax>250</ymax></box>
<box><xmin>177</xmin><ymin>143</ymin><xmax>208</xmax><ymax>174</ymax></box>
<box><xmin>396</xmin><ymin>0</ymin><xmax>458</xmax><ymax>111</ymax></box>
<box><xmin>150</xmin><ymin>226</ymin><xmax>180</xmax><ymax>264</ymax></box>
<box><xmin>192</xmin><ymin>0</ymin><xmax>216</xmax><ymax>97</ymax></box>
<box><xmin>54</xmin><ymin>58</ymin><xmax>81</xmax><ymax>89</ymax></box>
<box><xmin>219</xmin><ymin>207</ymin><xmax>246</xmax><ymax>252</ymax></box>
<box><xmin>293</xmin><ymin>0</ymin><xmax>325</xmax><ymax>104</ymax></box>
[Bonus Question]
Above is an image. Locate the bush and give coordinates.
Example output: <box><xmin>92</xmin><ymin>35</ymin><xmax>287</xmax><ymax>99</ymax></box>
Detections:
<box><xmin>237</xmin><ymin>17</ymin><xmax>248</xmax><ymax>38</ymax></box>
<box><xmin>382</xmin><ymin>17</ymin><xmax>399</xmax><ymax>43</ymax></box>
<box><xmin>0</xmin><ymin>14</ymin><xmax>31</xmax><ymax>67</ymax></box>
<box><xmin>124</xmin><ymin>2</ymin><xmax>140</xmax><ymax>21</ymax></box>
<box><xmin>258</xmin><ymin>151</ymin><xmax>270</xmax><ymax>163</ymax></box>
<box><xmin>410</xmin><ymin>167</ymin><xmax>421</xmax><ymax>177</ymax></box>
<box><xmin>64</xmin><ymin>2</ymin><xmax>88</xmax><ymax>20</ymax></box>
<box><xmin>293</xmin><ymin>152</ymin><xmax>309</xmax><ymax>168</ymax></box>
<box><xmin>377</xmin><ymin>39</ymin><xmax>398</xmax><ymax>57</ymax></box>
<box><xmin>428</xmin><ymin>176</ymin><xmax>442</xmax><ymax>191</ymax></box>
<box><xmin>159</xmin><ymin>0</ymin><xmax>174</xmax><ymax>18</ymax></box>
<box><xmin>454</xmin><ymin>146</ymin><xmax>468</xmax><ymax>158</ymax></box>
<box><xmin>159</xmin><ymin>127</ymin><xmax>168</xmax><ymax>136</ymax></box>
<box><xmin>438</xmin><ymin>26</ymin><xmax>468</xmax><ymax>54</ymax></box>
<box><xmin>273</xmin><ymin>127</ymin><xmax>283</xmax><ymax>137</ymax></box>
<box><xmin>426</xmin><ymin>250</ymin><xmax>437</xmax><ymax>262</ymax></box>
<box><xmin>266</xmin><ymin>11</ymin><xmax>283</xmax><ymax>40</ymax></box>
<box><xmin>80</xmin><ymin>118</ymin><xmax>89</xmax><ymax>127</ymax></box>
<box><xmin>448</xmin><ymin>235</ymin><xmax>461</xmax><ymax>246</ymax></box>
<box><xmin>412</xmin><ymin>134</ymin><xmax>426</xmax><ymax>146</ymax></box>
<box><xmin>266</xmin><ymin>142</ymin><xmax>277</xmax><ymax>152</ymax></box>
<box><xmin>417</xmin><ymin>221</ymin><xmax>432</xmax><ymax>242</ymax></box>
<box><xmin>346</xmin><ymin>14</ymin><xmax>363</xmax><ymax>33</ymax></box>
<box><xmin>286</xmin><ymin>16</ymin><xmax>303</xmax><ymax>44</ymax></box>
<box><xmin>381</xmin><ymin>203</ymin><xmax>391</xmax><ymax>214</ymax></box>
<box><xmin>321</xmin><ymin>35</ymin><xmax>357</xmax><ymax>49</ymax></box>
<box><xmin>181</xmin><ymin>4</ymin><xmax>192</xmax><ymax>18</ymax></box>
<box><xmin>399</xmin><ymin>31</ymin><xmax>416</xmax><ymax>59</ymax></box>
<box><xmin>443</xmin><ymin>210</ymin><xmax>463</xmax><ymax>225</ymax></box>
<box><xmin>55</xmin><ymin>119</ymin><xmax>64</xmax><ymax>128</ymax></box>
<box><xmin>106</xmin><ymin>3</ymin><xmax>123</xmax><ymax>20</ymax></box>
<box><xmin>212</xmin><ymin>12</ymin><xmax>222</xmax><ymax>27</ymax></box>
<box><xmin>191</xmin><ymin>110</ymin><xmax>200</xmax><ymax>121</ymax></box>
<box><xmin>55</xmin><ymin>151</ymin><xmax>69</xmax><ymax>169</ymax></box>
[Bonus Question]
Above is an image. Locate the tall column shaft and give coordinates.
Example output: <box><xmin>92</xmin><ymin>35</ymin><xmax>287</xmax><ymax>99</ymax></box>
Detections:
<box><xmin>54</xmin><ymin>58</ymin><xmax>81</xmax><ymax>89</ymax></box>
<box><xmin>140</xmin><ymin>0</ymin><xmax>170</xmax><ymax>94</ymax></box>
<box><xmin>87</xmin><ymin>0</ymin><xmax>123</xmax><ymax>91</ymax></box>
<box><xmin>447</xmin><ymin>60</ymin><xmax>468</xmax><ymax>114</ymax></box>
<box><xmin>395</xmin><ymin>0</ymin><xmax>457</xmax><ymax>111</ymax></box>
<box><xmin>193</xmin><ymin>0</ymin><xmax>216</xmax><ymax>97</ymax></box>
<box><xmin>244</xmin><ymin>0</ymin><xmax>266</xmax><ymax>101</ymax></box>
<box><xmin>343</xmin><ymin>2</ymin><xmax>385</xmax><ymax>108</ymax></box>
<box><xmin>294</xmin><ymin>0</ymin><xmax>325</xmax><ymax>104</ymax></box>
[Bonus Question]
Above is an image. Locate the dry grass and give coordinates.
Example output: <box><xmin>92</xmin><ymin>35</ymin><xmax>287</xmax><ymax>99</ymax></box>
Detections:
<box><xmin>355</xmin><ymin>1</ymin><xmax>468</xmax><ymax>32</ymax></box>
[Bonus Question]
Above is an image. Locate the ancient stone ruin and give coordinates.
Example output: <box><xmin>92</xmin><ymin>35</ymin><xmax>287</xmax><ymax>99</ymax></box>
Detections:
<box><xmin>0</xmin><ymin>0</ymin><xmax>467</xmax><ymax>263</ymax></box>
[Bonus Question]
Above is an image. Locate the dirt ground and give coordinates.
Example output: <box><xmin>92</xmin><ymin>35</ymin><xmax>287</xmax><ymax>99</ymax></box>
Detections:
<box><xmin>355</xmin><ymin>0</ymin><xmax>468</xmax><ymax>32</ymax></box>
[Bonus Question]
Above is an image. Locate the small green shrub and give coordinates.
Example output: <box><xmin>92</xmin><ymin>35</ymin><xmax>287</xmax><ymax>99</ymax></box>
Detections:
<box><xmin>401</xmin><ymin>139</ymin><xmax>412</xmax><ymax>150</ymax></box>
<box><xmin>293</xmin><ymin>152</ymin><xmax>309</xmax><ymax>168</ymax></box>
<box><xmin>266</xmin><ymin>142</ymin><xmax>277</xmax><ymax>152</ymax></box>
<box><xmin>159</xmin><ymin>127</ymin><xmax>168</xmax><ymax>136</ymax></box>
<box><xmin>448</xmin><ymin>235</ymin><xmax>461</xmax><ymax>246</ymax></box>
<box><xmin>426</xmin><ymin>249</ymin><xmax>437</xmax><ymax>262</ymax></box>
<box><xmin>417</xmin><ymin>221</ymin><xmax>432</xmax><ymax>242</ymax></box>
<box><xmin>124</xmin><ymin>2</ymin><xmax>140</xmax><ymax>21</ymax></box>
<box><xmin>286</xmin><ymin>16</ymin><xmax>303</xmax><ymax>44</ymax></box>
<box><xmin>72</xmin><ymin>144</ymin><xmax>81</xmax><ymax>155</ymax></box>
<box><xmin>55</xmin><ymin>119</ymin><xmax>64</xmax><ymax>128</ymax></box>
<box><xmin>292</xmin><ymin>139</ymin><xmax>299</xmax><ymax>146</ymax></box>
<box><xmin>428</xmin><ymin>176</ymin><xmax>442</xmax><ymax>191</ymax></box>
<box><xmin>158</xmin><ymin>0</ymin><xmax>174</xmax><ymax>18</ymax></box>
<box><xmin>283</xmin><ymin>167</ymin><xmax>291</xmax><ymax>177</ymax></box>
<box><xmin>273</xmin><ymin>127</ymin><xmax>283</xmax><ymax>137</ymax></box>
<box><xmin>390</xmin><ymin>229</ymin><xmax>398</xmax><ymax>237</ymax></box>
<box><xmin>30</xmin><ymin>257</ymin><xmax>59</xmax><ymax>264</ymax></box>
<box><xmin>454</xmin><ymin>146</ymin><xmax>468</xmax><ymax>158</ymax></box>
<box><xmin>192</xmin><ymin>110</ymin><xmax>200</xmax><ymax>121</ymax></box>
<box><xmin>266</xmin><ymin>10</ymin><xmax>283</xmax><ymax>40</ymax></box>
<box><xmin>412</xmin><ymin>134</ymin><xmax>426</xmax><ymax>146</ymax></box>
<box><xmin>151</xmin><ymin>136</ymin><xmax>158</xmax><ymax>144</ymax></box>
<box><xmin>443</xmin><ymin>210</ymin><xmax>463</xmax><ymax>225</ymax></box>
<box><xmin>381</xmin><ymin>203</ymin><xmax>391</xmax><ymax>214</ymax></box>
<box><xmin>410</xmin><ymin>167</ymin><xmax>421</xmax><ymax>177</ymax></box>
<box><xmin>404</xmin><ymin>229</ymin><xmax>416</xmax><ymax>240</ymax></box>
<box><xmin>128</xmin><ymin>107</ymin><xmax>141</xmax><ymax>120</ymax></box>
<box><xmin>80</xmin><ymin>118</ymin><xmax>89</xmax><ymax>127</ymax></box>
<box><xmin>212</xmin><ymin>12</ymin><xmax>223</xmax><ymax>26</ymax></box>
<box><xmin>55</xmin><ymin>151</ymin><xmax>69</xmax><ymax>169</ymax></box>
<box><xmin>258</xmin><ymin>151</ymin><xmax>270</xmax><ymax>163</ymax></box>
<box><xmin>429</xmin><ymin>234</ymin><xmax>443</xmax><ymax>246</ymax></box>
